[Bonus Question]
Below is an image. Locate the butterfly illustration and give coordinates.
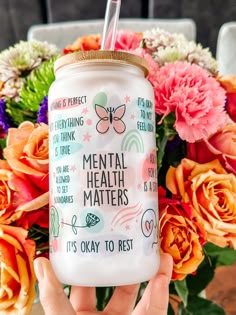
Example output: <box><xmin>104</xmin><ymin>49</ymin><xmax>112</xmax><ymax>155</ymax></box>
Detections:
<box><xmin>95</xmin><ymin>104</ymin><xmax>126</xmax><ymax>134</ymax></box>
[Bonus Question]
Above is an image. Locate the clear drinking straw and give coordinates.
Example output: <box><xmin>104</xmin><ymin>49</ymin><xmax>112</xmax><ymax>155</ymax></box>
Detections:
<box><xmin>101</xmin><ymin>0</ymin><xmax>121</xmax><ymax>50</ymax></box>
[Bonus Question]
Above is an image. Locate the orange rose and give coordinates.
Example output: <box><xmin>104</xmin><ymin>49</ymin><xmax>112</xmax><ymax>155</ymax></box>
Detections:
<box><xmin>0</xmin><ymin>160</ymin><xmax>12</xmax><ymax>218</ymax></box>
<box><xmin>63</xmin><ymin>34</ymin><xmax>101</xmax><ymax>54</ymax></box>
<box><xmin>0</xmin><ymin>224</ymin><xmax>36</xmax><ymax>314</ymax></box>
<box><xmin>3</xmin><ymin>121</ymin><xmax>49</xmax><ymax>193</ymax></box>
<box><xmin>0</xmin><ymin>160</ymin><xmax>48</xmax><ymax>224</ymax></box>
<box><xmin>187</xmin><ymin>123</ymin><xmax>236</xmax><ymax>175</ymax></box>
<box><xmin>16</xmin><ymin>208</ymin><xmax>49</xmax><ymax>230</ymax></box>
<box><xmin>159</xmin><ymin>190</ymin><xmax>205</xmax><ymax>280</ymax></box>
<box><xmin>217</xmin><ymin>75</ymin><xmax>236</xmax><ymax>122</ymax></box>
<box><xmin>166</xmin><ymin>159</ymin><xmax>236</xmax><ymax>248</ymax></box>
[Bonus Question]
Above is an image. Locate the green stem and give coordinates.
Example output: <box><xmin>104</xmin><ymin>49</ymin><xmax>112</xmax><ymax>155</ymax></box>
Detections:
<box><xmin>157</xmin><ymin>134</ymin><xmax>168</xmax><ymax>168</ymax></box>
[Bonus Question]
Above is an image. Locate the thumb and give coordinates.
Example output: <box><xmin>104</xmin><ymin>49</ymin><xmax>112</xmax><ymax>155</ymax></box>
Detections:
<box><xmin>34</xmin><ymin>257</ymin><xmax>76</xmax><ymax>315</ymax></box>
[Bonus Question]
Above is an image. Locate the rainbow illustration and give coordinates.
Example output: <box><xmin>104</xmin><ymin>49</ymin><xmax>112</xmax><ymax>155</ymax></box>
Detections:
<box><xmin>121</xmin><ymin>129</ymin><xmax>144</xmax><ymax>153</ymax></box>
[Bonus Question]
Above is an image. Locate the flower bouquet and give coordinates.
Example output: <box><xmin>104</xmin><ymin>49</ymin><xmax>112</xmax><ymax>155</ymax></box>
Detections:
<box><xmin>0</xmin><ymin>27</ymin><xmax>236</xmax><ymax>315</ymax></box>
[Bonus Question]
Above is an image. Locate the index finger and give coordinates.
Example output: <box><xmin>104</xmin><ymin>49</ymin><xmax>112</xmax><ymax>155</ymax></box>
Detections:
<box><xmin>34</xmin><ymin>258</ymin><xmax>76</xmax><ymax>315</ymax></box>
<box><xmin>133</xmin><ymin>253</ymin><xmax>173</xmax><ymax>315</ymax></box>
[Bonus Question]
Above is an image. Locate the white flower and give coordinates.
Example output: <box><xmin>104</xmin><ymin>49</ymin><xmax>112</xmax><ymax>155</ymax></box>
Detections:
<box><xmin>0</xmin><ymin>78</ymin><xmax>25</xmax><ymax>101</ymax></box>
<box><xmin>143</xmin><ymin>28</ymin><xmax>218</xmax><ymax>76</ymax></box>
<box><xmin>0</xmin><ymin>40</ymin><xmax>59</xmax><ymax>99</ymax></box>
<box><xmin>0</xmin><ymin>40</ymin><xmax>59</xmax><ymax>80</ymax></box>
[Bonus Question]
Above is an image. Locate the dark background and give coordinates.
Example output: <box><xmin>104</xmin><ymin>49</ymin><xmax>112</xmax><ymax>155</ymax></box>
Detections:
<box><xmin>1</xmin><ymin>0</ymin><xmax>236</xmax><ymax>55</ymax></box>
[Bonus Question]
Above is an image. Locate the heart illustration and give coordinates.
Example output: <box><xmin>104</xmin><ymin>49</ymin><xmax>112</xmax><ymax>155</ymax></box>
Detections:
<box><xmin>141</xmin><ymin>209</ymin><xmax>157</xmax><ymax>237</ymax></box>
<box><xmin>145</xmin><ymin>219</ymin><xmax>154</xmax><ymax>233</ymax></box>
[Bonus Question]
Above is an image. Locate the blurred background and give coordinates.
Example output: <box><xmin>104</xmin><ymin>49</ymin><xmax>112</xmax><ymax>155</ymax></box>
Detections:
<box><xmin>1</xmin><ymin>0</ymin><xmax>236</xmax><ymax>55</ymax></box>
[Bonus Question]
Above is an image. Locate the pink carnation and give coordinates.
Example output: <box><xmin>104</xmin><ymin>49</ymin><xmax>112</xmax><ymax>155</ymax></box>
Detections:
<box><xmin>155</xmin><ymin>61</ymin><xmax>227</xmax><ymax>142</ymax></box>
<box><xmin>106</xmin><ymin>30</ymin><xmax>142</xmax><ymax>51</ymax></box>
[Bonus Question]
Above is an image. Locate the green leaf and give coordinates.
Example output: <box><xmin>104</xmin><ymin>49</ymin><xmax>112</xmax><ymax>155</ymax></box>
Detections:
<box><xmin>96</xmin><ymin>287</ymin><xmax>114</xmax><ymax>311</ymax></box>
<box><xmin>180</xmin><ymin>310</ymin><xmax>189</xmax><ymax>315</ymax></box>
<box><xmin>185</xmin><ymin>296</ymin><xmax>225</xmax><ymax>315</ymax></box>
<box><xmin>162</xmin><ymin>112</ymin><xmax>177</xmax><ymax>137</ymax></box>
<box><xmin>6</xmin><ymin>99</ymin><xmax>37</xmax><ymax>125</ymax></box>
<box><xmin>28</xmin><ymin>224</ymin><xmax>49</xmax><ymax>252</ymax></box>
<box><xmin>186</xmin><ymin>255</ymin><xmax>217</xmax><ymax>296</ymax></box>
<box><xmin>136</xmin><ymin>281</ymin><xmax>148</xmax><ymax>304</ymax></box>
<box><xmin>204</xmin><ymin>242</ymin><xmax>236</xmax><ymax>266</ymax></box>
<box><xmin>0</xmin><ymin>137</ymin><xmax>6</xmax><ymax>151</ymax></box>
<box><xmin>178</xmin><ymin>303</ymin><xmax>191</xmax><ymax>315</ymax></box>
<box><xmin>156</xmin><ymin>112</ymin><xmax>177</xmax><ymax>169</ymax></box>
<box><xmin>19</xmin><ymin>55</ymin><xmax>59</xmax><ymax>112</ymax></box>
<box><xmin>156</xmin><ymin>133</ymin><xmax>168</xmax><ymax>168</ymax></box>
<box><xmin>174</xmin><ymin>279</ymin><xmax>188</xmax><ymax>307</ymax></box>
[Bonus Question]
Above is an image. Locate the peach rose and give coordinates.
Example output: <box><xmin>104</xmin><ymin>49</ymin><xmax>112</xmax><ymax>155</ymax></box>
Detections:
<box><xmin>166</xmin><ymin>159</ymin><xmax>236</xmax><ymax>248</ymax></box>
<box><xmin>0</xmin><ymin>160</ymin><xmax>48</xmax><ymax>224</ymax></box>
<box><xmin>159</xmin><ymin>189</ymin><xmax>205</xmax><ymax>280</ymax></box>
<box><xmin>187</xmin><ymin>123</ymin><xmax>236</xmax><ymax>175</ymax></box>
<box><xmin>3</xmin><ymin>121</ymin><xmax>49</xmax><ymax>194</ymax></box>
<box><xmin>0</xmin><ymin>224</ymin><xmax>36</xmax><ymax>314</ymax></box>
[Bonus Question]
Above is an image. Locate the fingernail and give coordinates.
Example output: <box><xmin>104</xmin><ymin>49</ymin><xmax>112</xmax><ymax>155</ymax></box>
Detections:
<box><xmin>34</xmin><ymin>258</ymin><xmax>44</xmax><ymax>281</ymax></box>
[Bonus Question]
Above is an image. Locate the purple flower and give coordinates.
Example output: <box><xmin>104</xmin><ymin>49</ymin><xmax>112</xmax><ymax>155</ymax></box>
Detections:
<box><xmin>0</xmin><ymin>99</ymin><xmax>11</xmax><ymax>134</ymax></box>
<box><xmin>37</xmin><ymin>96</ymin><xmax>48</xmax><ymax>124</ymax></box>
